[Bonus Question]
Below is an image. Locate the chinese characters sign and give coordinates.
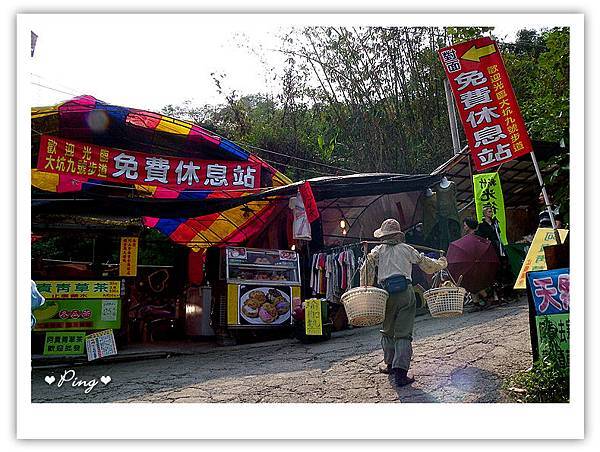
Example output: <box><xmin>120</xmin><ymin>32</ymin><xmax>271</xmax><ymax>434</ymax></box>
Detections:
<box><xmin>526</xmin><ymin>268</ymin><xmax>569</xmax><ymax>367</ymax></box>
<box><xmin>119</xmin><ymin>237</ymin><xmax>139</xmax><ymax>277</ymax></box>
<box><xmin>35</xmin><ymin>280</ymin><xmax>121</xmax><ymax>299</ymax></box>
<box><xmin>85</xmin><ymin>329</ymin><xmax>118</xmax><ymax>361</ymax></box>
<box><xmin>529</xmin><ymin>269</ymin><xmax>570</xmax><ymax>316</ymax></box>
<box><xmin>43</xmin><ymin>332</ymin><xmax>86</xmax><ymax>356</ymax></box>
<box><xmin>33</xmin><ymin>280</ymin><xmax>122</xmax><ymax>332</ymax></box>
<box><xmin>32</xmin><ymin>298</ymin><xmax>122</xmax><ymax>331</ymax></box>
<box><xmin>305</xmin><ymin>298</ymin><xmax>323</xmax><ymax>336</ymax></box>
<box><xmin>514</xmin><ymin>228</ymin><xmax>569</xmax><ymax>289</ymax></box>
<box><xmin>37</xmin><ymin>135</ymin><xmax>261</xmax><ymax>190</ymax></box>
<box><xmin>438</xmin><ymin>37</ymin><xmax>533</xmax><ymax>170</ymax></box>
<box><xmin>473</xmin><ymin>173</ymin><xmax>507</xmax><ymax>244</ymax></box>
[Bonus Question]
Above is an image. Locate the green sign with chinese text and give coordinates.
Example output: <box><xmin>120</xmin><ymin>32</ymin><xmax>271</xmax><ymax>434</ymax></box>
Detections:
<box><xmin>33</xmin><ymin>298</ymin><xmax>121</xmax><ymax>331</ymax></box>
<box><xmin>535</xmin><ymin>313</ymin><xmax>569</xmax><ymax>365</ymax></box>
<box><xmin>43</xmin><ymin>332</ymin><xmax>86</xmax><ymax>355</ymax></box>
<box><xmin>473</xmin><ymin>173</ymin><xmax>507</xmax><ymax>245</ymax></box>
<box><xmin>35</xmin><ymin>280</ymin><xmax>121</xmax><ymax>299</ymax></box>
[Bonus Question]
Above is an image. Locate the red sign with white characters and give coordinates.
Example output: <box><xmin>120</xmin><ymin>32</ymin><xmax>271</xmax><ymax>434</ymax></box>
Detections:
<box><xmin>37</xmin><ymin>135</ymin><xmax>261</xmax><ymax>190</ymax></box>
<box><xmin>438</xmin><ymin>37</ymin><xmax>533</xmax><ymax>171</ymax></box>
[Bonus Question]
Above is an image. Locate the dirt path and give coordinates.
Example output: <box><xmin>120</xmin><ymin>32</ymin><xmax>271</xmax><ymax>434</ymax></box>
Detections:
<box><xmin>31</xmin><ymin>298</ymin><xmax>532</xmax><ymax>403</ymax></box>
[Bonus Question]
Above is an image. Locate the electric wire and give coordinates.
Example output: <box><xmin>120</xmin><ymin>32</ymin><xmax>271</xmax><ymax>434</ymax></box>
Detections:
<box><xmin>234</xmin><ymin>141</ymin><xmax>358</xmax><ymax>174</ymax></box>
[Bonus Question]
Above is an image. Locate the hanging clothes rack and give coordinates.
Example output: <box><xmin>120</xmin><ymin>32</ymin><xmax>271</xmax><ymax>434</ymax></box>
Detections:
<box><xmin>310</xmin><ymin>242</ymin><xmax>364</xmax><ymax>300</ymax></box>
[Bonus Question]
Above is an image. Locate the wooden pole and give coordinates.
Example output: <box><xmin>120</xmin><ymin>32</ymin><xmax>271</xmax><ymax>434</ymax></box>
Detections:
<box><xmin>360</xmin><ymin>240</ymin><xmax>444</xmax><ymax>256</ymax></box>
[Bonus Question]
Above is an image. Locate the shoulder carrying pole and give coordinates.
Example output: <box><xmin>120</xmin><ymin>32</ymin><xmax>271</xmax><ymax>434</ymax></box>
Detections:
<box><xmin>360</xmin><ymin>240</ymin><xmax>445</xmax><ymax>256</ymax></box>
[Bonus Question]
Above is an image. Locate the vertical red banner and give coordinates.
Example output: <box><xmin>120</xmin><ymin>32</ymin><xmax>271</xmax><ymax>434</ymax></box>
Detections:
<box><xmin>298</xmin><ymin>182</ymin><xmax>319</xmax><ymax>223</ymax></box>
<box><xmin>438</xmin><ymin>37</ymin><xmax>533</xmax><ymax>171</ymax></box>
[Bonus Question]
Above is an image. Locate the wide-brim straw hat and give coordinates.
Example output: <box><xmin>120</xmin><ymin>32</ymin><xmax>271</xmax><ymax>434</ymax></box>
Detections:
<box><xmin>374</xmin><ymin>218</ymin><xmax>405</xmax><ymax>240</ymax></box>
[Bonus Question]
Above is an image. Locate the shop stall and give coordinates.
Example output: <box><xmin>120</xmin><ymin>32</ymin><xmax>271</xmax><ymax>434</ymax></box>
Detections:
<box><xmin>209</xmin><ymin>247</ymin><xmax>301</xmax><ymax>336</ymax></box>
<box><xmin>32</xmin><ymin>279</ymin><xmax>123</xmax><ymax>359</ymax></box>
<box><xmin>30</xmin><ymin>95</ymin><xmax>293</xmax><ymax>353</ymax></box>
<box><xmin>32</xmin><ymin>95</ymin><xmax>478</xmax><ymax>350</ymax></box>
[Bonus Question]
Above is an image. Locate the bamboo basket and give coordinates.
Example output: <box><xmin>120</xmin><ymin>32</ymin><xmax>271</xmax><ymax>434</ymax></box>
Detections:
<box><xmin>424</xmin><ymin>272</ymin><xmax>466</xmax><ymax>318</ymax></box>
<box><xmin>341</xmin><ymin>286</ymin><xmax>388</xmax><ymax>327</ymax></box>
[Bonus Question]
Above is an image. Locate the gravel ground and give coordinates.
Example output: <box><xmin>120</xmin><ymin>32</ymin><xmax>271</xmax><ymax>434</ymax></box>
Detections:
<box><xmin>31</xmin><ymin>298</ymin><xmax>532</xmax><ymax>403</ymax></box>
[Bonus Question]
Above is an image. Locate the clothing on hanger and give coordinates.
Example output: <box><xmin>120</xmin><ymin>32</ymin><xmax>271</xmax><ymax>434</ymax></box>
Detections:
<box><xmin>309</xmin><ymin>245</ymin><xmax>362</xmax><ymax>300</ymax></box>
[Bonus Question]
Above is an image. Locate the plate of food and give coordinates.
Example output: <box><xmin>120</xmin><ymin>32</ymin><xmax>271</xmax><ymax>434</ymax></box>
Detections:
<box><xmin>252</xmin><ymin>256</ymin><xmax>272</xmax><ymax>265</ymax></box>
<box><xmin>279</xmin><ymin>250</ymin><xmax>297</xmax><ymax>261</ymax></box>
<box><xmin>240</xmin><ymin>287</ymin><xmax>291</xmax><ymax>325</ymax></box>
<box><xmin>228</xmin><ymin>248</ymin><xmax>247</xmax><ymax>259</ymax></box>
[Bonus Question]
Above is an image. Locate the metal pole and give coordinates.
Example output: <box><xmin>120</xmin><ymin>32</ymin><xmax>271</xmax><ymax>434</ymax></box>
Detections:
<box><xmin>444</xmin><ymin>79</ymin><xmax>461</xmax><ymax>154</ymax></box>
<box><xmin>459</xmin><ymin>198</ymin><xmax>475</xmax><ymax>213</ymax></box>
<box><xmin>530</xmin><ymin>151</ymin><xmax>562</xmax><ymax>245</ymax></box>
<box><xmin>466</xmin><ymin>149</ymin><xmax>475</xmax><ymax>219</ymax></box>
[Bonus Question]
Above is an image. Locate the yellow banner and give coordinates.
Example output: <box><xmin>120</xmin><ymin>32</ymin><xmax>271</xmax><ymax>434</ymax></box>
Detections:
<box><xmin>119</xmin><ymin>237</ymin><xmax>139</xmax><ymax>277</ymax></box>
<box><xmin>514</xmin><ymin>228</ymin><xmax>569</xmax><ymax>289</ymax></box>
<box><xmin>35</xmin><ymin>280</ymin><xmax>121</xmax><ymax>299</ymax></box>
<box><xmin>473</xmin><ymin>172</ymin><xmax>507</xmax><ymax>244</ymax></box>
<box><xmin>305</xmin><ymin>298</ymin><xmax>323</xmax><ymax>336</ymax></box>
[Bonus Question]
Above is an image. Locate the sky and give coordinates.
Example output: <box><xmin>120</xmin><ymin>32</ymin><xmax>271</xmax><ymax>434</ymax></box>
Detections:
<box><xmin>29</xmin><ymin>15</ymin><xmax>288</xmax><ymax>112</ymax></box>
<box><xmin>29</xmin><ymin>16</ymin><xmax>290</xmax><ymax>111</ymax></box>
<box><xmin>28</xmin><ymin>15</ymin><xmax>530</xmax><ymax>114</ymax></box>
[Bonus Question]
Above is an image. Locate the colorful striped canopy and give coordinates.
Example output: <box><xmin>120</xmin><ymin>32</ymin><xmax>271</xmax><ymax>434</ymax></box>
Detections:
<box><xmin>32</xmin><ymin>96</ymin><xmax>292</xmax><ymax>252</ymax></box>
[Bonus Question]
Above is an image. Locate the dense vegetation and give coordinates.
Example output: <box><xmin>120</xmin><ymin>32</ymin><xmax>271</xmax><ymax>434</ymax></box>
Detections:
<box><xmin>162</xmin><ymin>27</ymin><xmax>569</xmax><ymax>194</ymax></box>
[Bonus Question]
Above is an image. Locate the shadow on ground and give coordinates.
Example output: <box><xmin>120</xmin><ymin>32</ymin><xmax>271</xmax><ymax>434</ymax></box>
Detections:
<box><xmin>31</xmin><ymin>300</ymin><xmax>527</xmax><ymax>403</ymax></box>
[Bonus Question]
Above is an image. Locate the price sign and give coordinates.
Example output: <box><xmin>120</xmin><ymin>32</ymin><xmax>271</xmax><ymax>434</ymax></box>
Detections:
<box><xmin>85</xmin><ymin>329</ymin><xmax>118</xmax><ymax>361</ymax></box>
<box><xmin>305</xmin><ymin>299</ymin><xmax>323</xmax><ymax>336</ymax></box>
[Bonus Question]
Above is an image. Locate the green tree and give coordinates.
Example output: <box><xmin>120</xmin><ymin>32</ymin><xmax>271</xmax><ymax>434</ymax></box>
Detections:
<box><xmin>161</xmin><ymin>26</ymin><xmax>570</xmax><ymax>195</ymax></box>
<box><xmin>503</xmin><ymin>28</ymin><xmax>570</xmax><ymax>220</ymax></box>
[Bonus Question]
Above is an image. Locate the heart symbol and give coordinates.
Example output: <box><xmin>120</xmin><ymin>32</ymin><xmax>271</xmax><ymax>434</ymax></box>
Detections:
<box><xmin>45</xmin><ymin>375</ymin><xmax>55</xmax><ymax>385</ymax></box>
<box><xmin>100</xmin><ymin>376</ymin><xmax>111</xmax><ymax>385</ymax></box>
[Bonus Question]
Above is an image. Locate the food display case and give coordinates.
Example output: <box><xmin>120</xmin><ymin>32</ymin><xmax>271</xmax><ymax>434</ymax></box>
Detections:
<box><xmin>214</xmin><ymin>247</ymin><xmax>302</xmax><ymax>329</ymax></box>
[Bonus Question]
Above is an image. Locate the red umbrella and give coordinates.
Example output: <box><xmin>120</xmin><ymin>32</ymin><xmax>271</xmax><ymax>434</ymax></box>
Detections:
<box><xmin>446</xmin><ymin>234</ymin><xmax>499</xmax><ymax>293</ymax></box>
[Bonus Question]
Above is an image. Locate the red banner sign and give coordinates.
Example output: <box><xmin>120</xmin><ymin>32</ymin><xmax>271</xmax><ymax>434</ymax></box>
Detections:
<box><xmin>438</xmin><ymin>37</ymin><xmax>533</xmax><ymax>171</ymax></box>
<box><xmin>299</xmin><ymin>181</ymin><xmax>319</xmax><ymax>223</ymax></box>
<box><xmin>37</xmin><ymin>135</ymin><xmax>261</xmax><ymax>190</ymax></box>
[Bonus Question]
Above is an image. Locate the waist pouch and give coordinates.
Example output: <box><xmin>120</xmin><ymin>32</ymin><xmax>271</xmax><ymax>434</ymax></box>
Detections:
<box><xmin>383</xmin><ymin>275</ymin><xmax>409</xmax><ymax>293</ymax></box>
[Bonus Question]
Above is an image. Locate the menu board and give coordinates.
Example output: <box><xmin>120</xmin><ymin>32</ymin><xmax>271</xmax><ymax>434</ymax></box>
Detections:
<box><xmin>238</xmin><ymin>285</ymin><xmax>292</xmax><ymax>326</ymax></box>
<box><xmin>85</xmin><ymin>329</ymin><xmax>118</xmax><ymax>361</ymax></box>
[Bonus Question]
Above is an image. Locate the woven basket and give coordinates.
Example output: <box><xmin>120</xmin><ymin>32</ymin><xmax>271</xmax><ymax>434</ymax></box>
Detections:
<box><xmin>341</xmin><ymin>286</ymin><xmax>388</xmax><ymax>327</ymax></box>
<box><xmin>424</xmin><ymin>285</ymin><xmax>466</xmax><ymax>318</ymax></box>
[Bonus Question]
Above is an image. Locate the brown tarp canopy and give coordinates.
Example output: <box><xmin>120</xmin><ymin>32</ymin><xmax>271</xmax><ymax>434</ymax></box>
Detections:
<box><xmin>431</xmin><ymin>141</ymin><xmax>567</xmax><ymax>210</ymax></box>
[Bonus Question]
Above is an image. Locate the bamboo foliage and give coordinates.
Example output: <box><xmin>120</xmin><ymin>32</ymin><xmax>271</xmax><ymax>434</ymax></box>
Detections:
<box><xmin>277</xmin><ymin>26</ymin><xmax>456</xmax><ymax>173</ymax></box>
